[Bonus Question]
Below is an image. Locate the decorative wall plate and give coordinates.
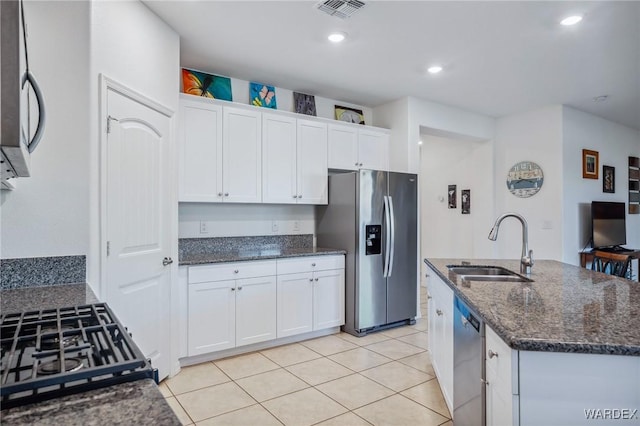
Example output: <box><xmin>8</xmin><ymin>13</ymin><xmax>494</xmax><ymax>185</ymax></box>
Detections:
<box><xmin>507</xmin><ymin>161</ymin><xmax>544</xmax><ymax>198</ymax></box>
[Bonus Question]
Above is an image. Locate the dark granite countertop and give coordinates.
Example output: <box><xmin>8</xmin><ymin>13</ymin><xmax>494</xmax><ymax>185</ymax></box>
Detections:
<box><xmin>0</xmin><ymin>284</ymin><xmax>180</xmax><ymax>424</ymax></box>
<box><xmin>180</xmin><ymin>246</ymin><xmax>346</xmax><ymax>265</ymax></box>
<box><xmin>0</xmin><ymin>379</ymin><xmax>180</xmax><ymax>425</ymax></box>
<box><xmin>424</xmin><ymin>258</ymin><xmax>640</xmax><ymax>356</ymax></box>
<box><xmin>1</xmin><ymin>283</ymin><xmax>98</xmax><ymax>314</ymax></box>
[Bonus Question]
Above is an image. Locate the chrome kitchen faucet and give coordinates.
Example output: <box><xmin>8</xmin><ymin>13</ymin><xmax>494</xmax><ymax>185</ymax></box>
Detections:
<box><xmin>488</xmin><ymin>213</ymin><xmax>534</xmax><ymax>275</ymax></box>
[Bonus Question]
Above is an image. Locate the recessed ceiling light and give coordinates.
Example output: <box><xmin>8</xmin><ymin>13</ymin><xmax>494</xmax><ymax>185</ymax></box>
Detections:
<box><xmin>560</xmin><ymin>15</ymin><xmax>583</xmax><ymax>26</ymax></box>
<box><xmin>418</xmin><ymin>140</ymin><xmax>423</xmax><ymax>145</ymax></box>
<box><xmin>328</xmin><ymin>32</ymin><xmax>346</xmax><ymax>43</ymax></box>
<box><xmin>427</xmin><ymin>66</ymin><xmax>443</xmax><ymax>74</ymax></box>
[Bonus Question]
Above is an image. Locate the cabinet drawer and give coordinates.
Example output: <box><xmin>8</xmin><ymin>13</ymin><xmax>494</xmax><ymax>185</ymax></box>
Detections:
<box><xmin>188</xmin><ymin>260</ymin><xmax>277</xmax><ymax>284</ymax></box>
<box><xmin>277</xmin><ymin>255</ymin><xmax>345</xmax><ymax>275</ymax></box>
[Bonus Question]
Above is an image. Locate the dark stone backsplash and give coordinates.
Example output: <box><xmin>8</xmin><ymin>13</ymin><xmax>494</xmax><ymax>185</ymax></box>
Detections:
<box><xmin>0</xmin><ymin>255</ymin><xmax>86</xmax><ymax>289</ymax></box>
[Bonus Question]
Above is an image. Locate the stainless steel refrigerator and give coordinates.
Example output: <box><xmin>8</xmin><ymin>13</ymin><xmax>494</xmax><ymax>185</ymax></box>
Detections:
<box><xmin>316</xmin><ymin>169</ymin><xmax>418</xmax><ymax>336</ymax></box>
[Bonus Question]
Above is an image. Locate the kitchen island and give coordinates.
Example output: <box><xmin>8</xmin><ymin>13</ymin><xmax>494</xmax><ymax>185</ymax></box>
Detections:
<box><xmin>0</xmin><ymin>284</ymin><xmax>180</xmax><ymax>425</ymax></box>
<box><xmin>424</xmin><ymin>258</ymin><xmax>640</xmax><ymax>426</ymax></box>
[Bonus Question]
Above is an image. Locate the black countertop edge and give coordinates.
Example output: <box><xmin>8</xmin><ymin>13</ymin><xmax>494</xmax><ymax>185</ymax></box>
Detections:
<box><xmin>179</xmin><ymin>247</ymin><xmax>347</xmax><ymax>266</ymax></box>
<box><xmin>423</xmin><ymin>258</ymin><xmax>640</xmax><ymax>357</ymax></box>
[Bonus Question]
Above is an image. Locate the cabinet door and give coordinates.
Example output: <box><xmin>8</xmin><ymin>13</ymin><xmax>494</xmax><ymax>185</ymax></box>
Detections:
<box><xmin>223</xmin><ymin>107</ymin><xmax>262</xmax><ymax>203</ymax></box>
<box><xmin>262</xmin><ymin>113</ymin><xmax>297</xmax><ymax>204</ymax></box>
<box><xmin>188</xmin><ymin>280</ymin><xmax>235</xmax><ymax>356</ymax></box>
<box><xmin>277</xmin><ymin>272</ymin><xmax>313</xmax><ymax>338</ymax></box>
<box><xmin>358</xmin><ymin>129</ymin><xmax>389</xmax><ymax>171</ymax></box>
<box><xmin>327</xmin><ymin>124</ymin><xmax>358</xmax><ymax>170</ymax></box>
<box><xmin>428</xmin><ymin>269</ymin><xmax>454</xmax><ymax>410</ymax></box>
<box><xmin>235</xmin><ymin>276</ymin><xmax>277</xmax><ymax>347</ymax></box>
<box><xmin>179</xmin><ymin>99</ymin><xmax>223</xmax><ymax>202</ymax></box>
<box><xmin>312</xmin><ymin>268</ymin><xmax>345</xmax><ymax>330</ymax></box>
<box><xmin>297</xmin><ymin>119</ymin><xmax>328</xmax><ymax>204</ymax></box>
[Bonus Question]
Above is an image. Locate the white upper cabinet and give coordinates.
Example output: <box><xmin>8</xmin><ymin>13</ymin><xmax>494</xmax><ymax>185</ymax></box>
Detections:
<box><xmin>327</xmin><ymin>124</ymin><xmax>358</xmax><ymax>171</ymax></box>
<box><xmin>178</xmin><ymin>96</ymin><xmax>261</xmax><ymax>203</ymax></box>
<box><xmin>296</xmin><ymin>119</ymin><xmax>328</xmax><ymax>204</ymax></box>
<box><xmin>262</xmin><ymin>114</ymin><xmax>327</xmax><ymax>205</ymax></box>
<box><xmin>179</xmin><ymin>94</ymin><xmax>389</xmax><ymax>204</ymax></box>
<box><xmin>328</xmin><ymin>123</ymin><xmax>389</xmax><ymax>171</ymax></box>
<box><xmin>358</xmin><ymin>128</ymin><xmax>390</xmax><ymax>171</ymax></box>
<box><xmin>178</xmin><ymin>99</ymin><xmax>223</xmax><ymax>202</ymax></box>
<box><xmin>262</xmin><ymin>114</ymin><xmax>297</xmax><ymax>204</ymax></box>
<box><xmin>223</xmin><ymin>106</ymin><xmax>262</xmax><ymax>203</ymax></box>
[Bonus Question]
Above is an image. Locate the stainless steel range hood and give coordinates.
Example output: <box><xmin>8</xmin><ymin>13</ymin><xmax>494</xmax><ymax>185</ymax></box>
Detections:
<box><xmin>1</xmin><ymin>0</ymin><xmax>46</xmax><ymax>181</ymax></box>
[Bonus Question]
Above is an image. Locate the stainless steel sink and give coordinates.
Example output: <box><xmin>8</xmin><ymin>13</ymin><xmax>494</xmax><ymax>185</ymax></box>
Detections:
<box><xmin>447</xmin><ymin>265</ymin><xmax>533</xmax><ymax>282</ymax></box>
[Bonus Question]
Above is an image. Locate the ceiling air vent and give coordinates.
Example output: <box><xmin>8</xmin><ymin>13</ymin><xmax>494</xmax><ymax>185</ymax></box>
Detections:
<box><xmin>316</xmin><ymin>0</ymin><xmax>365</xmax><ymax>19</ymax></box>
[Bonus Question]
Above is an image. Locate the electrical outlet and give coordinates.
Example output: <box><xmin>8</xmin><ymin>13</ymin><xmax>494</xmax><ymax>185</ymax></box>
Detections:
<box><xmin>293</xmin><ymin>221</ymin><xmax>300</xmax><ymax>232</ymax></box>
<box><xmin>272</xmin><ymin>221</ymin><xmax>279</xmax><ymax>233</ymax></box>
<box><xmin>200</xmin><ymin>221</ymin><xmax>208</xmax><ymax>234</ymax></box>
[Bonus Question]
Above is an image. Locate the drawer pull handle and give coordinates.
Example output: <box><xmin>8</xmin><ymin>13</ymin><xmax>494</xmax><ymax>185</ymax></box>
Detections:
<box><xmin>311</xmin><ymin>263</ymin><xmax>316</xmax><ymax>267</ymax></box>
<box><xmin>231</xmin><ymin>287</ymin><xmax>236</xmax><ymax>291</ymax></box>
<box><xmin>427</xmin><ymin>295</ymin><xmax>432</xmax><ymax>300</ymax></box>
<box><xmin>315</xmin><ymin>278</ymin><xmax>319</xmax><ymax>281</ymax></box>
<box><xmin>237</xmin><ymin>286</ymin><xmax>243</xmax><ymax>290</ymax></box>
<box><xmin>309</xmin><ymin>278</ymin><xmax>313</xmax><ymax>282</ymax></box>
<box><xmin>234</xmin><ymin>269</ymin><xmax>239</xmax><ymax>274</ymax></box>
<box><xmin>436</xmin><ymin>309</ymin><xmax>443</xmax><ymax>316</ymax></box>
<box><xmin>488</xmin><ymin>350</ymin><xmax>499</xmax><ymax>359</ymax></box>
<box><xmin>218</xmin><ymin>192</ymin><xmax>223</xmax><ymax>197</ymax></box>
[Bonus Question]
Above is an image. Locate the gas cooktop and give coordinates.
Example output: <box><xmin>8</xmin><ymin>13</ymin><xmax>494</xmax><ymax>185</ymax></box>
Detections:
<box><xmin>1</xmin><ymin>303</ymin><xmax>155</xmax><ymax>409</ymax></box>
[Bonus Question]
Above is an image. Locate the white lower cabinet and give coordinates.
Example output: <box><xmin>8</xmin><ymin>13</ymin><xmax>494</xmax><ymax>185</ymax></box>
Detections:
<box><xmin>188</xmin><ymin>279</ymin><xmax>236</xmax><ymax>355</ymax></box>
<box><xmin>186</xmin><ymin>255</ymin><xmax>345</xmax><ymax>357</ymax></box>
<box><xmin>187</xmin><ymin>260</ymin><xmax>276</xmax><ymax>357</ymax></box>
<box><xmin>277</xmin><ymin>255</ymin><xmax>345</xmax><ymax>338</ymax></box>
<box><xmin>485</xmin><ymin>325</ymin><xmax>519</xmax><ymax>426</ymax></box>
<box><xmin>277</xmin><ymin>272</ymin><xmax>313</xmax><ymax>338</ymax></box>
<box><xmin>313</xmin><ymin>268</ymin><xmax>345</xmax><ymax>329</ymax></box>
<box><xmin>426</xmin><ymin>265</ymin><xmax>454</xmax><ymax>413</ymax></box>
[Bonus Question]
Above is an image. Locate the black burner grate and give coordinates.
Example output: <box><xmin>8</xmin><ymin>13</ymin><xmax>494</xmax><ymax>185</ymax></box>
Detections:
<box><xmin>1</xmin><ymin>303</ymin><xmax>155</xmax><ymax>409</ymax></box>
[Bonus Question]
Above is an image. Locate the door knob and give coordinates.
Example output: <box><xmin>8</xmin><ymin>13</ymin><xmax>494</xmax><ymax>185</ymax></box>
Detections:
<box><xmin>488</xmin><ymin>349</ymin><xmax>499</xmax><ymax>359</ymax></box>
<box><xmin>162</xmin><ymin>257</ymin><xmax>173</xmax><ymax>266</ymax></box>
<box><xmin>436</xmin><ymin>309</ymin><xmax>443</xmax><ymax>316</ymax></box>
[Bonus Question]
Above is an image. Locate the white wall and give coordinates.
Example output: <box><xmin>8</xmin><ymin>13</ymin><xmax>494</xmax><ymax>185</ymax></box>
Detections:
<box><xmin>88</xmin><ymin>0</ymin><xmax>180</xmax><ymax>288</ymax></box>
<box><xmin>1</xmin><ymin>1</ymin><xmax>91</xmax><ymax>259</ymax></box>
<box><xmin>562</xmin><ymin>106</ymin><xmax>640</xmax><ymax>265</ymax></box>
<box><xmin>494</xmin><ymin>105</ymin><xmax>564</xmax><ymax>262</ymax></box>
<box><xmin>372</xmin><ymin>98</ymin><xmax>409</xmax><ymax>173</ymax></box>
<box><xmin>419</xmin><ymin>134</ymin><xmax>494</xmax><ymax>264</ymax></box>
<box><xmin>179</xmin><ymin>204</ymin><xmax>315</xmax><ymax>239</ymax></box>
<box><xmin>373</xmin><ymin>96</ymin><xmax>495</xmax><ymax>174</ymax></box>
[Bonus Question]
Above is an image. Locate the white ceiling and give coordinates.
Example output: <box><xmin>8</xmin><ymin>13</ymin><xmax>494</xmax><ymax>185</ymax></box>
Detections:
<box><xmin>144</xmin><ymin>1</ymin><xmax>640</xmax><ymax>130</ymax></box>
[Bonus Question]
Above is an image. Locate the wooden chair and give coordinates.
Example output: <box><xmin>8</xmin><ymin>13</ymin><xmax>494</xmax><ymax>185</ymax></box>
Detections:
<box><xmin>591</xmin><ymin>251</ymin><xmax>632</xmax><ymax>278</ymax></box>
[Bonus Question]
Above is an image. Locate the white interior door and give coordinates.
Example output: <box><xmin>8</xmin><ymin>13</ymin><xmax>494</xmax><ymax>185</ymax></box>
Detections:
<box><xmin>105</xmin><ymin>88</ymin><xmax>172</xmax><ymax>380</ymax></box>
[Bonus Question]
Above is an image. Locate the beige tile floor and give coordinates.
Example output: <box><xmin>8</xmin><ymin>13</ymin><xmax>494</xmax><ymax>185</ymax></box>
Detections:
<box><xmin>161</xmin><ymin>285</ymin><xmax>451</xmax><ymax>426</ymax></box>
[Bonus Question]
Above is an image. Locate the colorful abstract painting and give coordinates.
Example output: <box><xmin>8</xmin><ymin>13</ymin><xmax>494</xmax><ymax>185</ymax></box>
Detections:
<box><xmin>335</xmin><ymin>105</ymin><xmax>365</xmax><ymax>125</ymax></box>
<box><xmin>250</xmin><ymin>82</ymin><xmax>277</xmax><ymax>109</ymax></box>
<box><xmin>182</xmin><ymin>68</ymin><xmax>232</xmax><ymax>101</ymax></box>
<box><xmin>293</xmin><ymin>92</ymin><xmax>317</xmax><ymax>116</ymax></box>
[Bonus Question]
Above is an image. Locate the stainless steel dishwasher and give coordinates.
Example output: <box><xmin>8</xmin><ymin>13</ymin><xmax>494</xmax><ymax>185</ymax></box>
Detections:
<box><xmin>453</xmin><ymin>295</ymin><xmax>485</xmax><ymax>426</ymax></box>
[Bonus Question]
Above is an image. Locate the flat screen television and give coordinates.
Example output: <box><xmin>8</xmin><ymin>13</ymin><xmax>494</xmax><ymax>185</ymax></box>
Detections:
<box><xmin>591</xmin><ymin>201</ymin><xmax>626</xmax><ymax>249</ymax></box>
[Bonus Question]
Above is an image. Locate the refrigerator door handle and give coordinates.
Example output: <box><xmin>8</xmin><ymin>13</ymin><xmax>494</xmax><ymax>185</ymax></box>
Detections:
<box><xmin>388</xmin><ymin>195</ymin><xmax>396</xmax><ymax>277</ymax></box>
<box><xmin>383</xmin><ymin>195</ymin><xmax>391</xmax><ymax>278</ymax></box>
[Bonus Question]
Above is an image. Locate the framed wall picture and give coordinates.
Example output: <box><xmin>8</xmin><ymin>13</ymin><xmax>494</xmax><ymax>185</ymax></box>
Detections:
<box><xmin>250</xmin><ymin>82</ymin><xmax>277</xmax><ymax>109</ymax></box>
<box><xmin>582</xmin><ymin>149</ymin><xmax>599</xmax><ymax>179</ymax></box>
<box><xmin>293</xmin><ymin>92</ymin><xmax>317</xmax><ymax>116</ymax></box>
<box><xmin>602</xmin><ymin>165</ymin><xmax>615</xmax><ymax>193</ymax></box>
<box><xmin>335</xmin><ymin>105</ymin><xmax>365</xmax><ymax>124</ymax></box>
<box><xmin>461</xmin><ymin>189</ymin><xmax>470</xmax><ymax>214</ymax></box>
<box><xmin>448</xmin><ymin>185</ymin><xmax>457</xmax><ymax>209</ymax></box>
<box><xmin>181</xmin><ymin>68</ymin><xmax>232</xmax><ymax>101</ymax></box>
